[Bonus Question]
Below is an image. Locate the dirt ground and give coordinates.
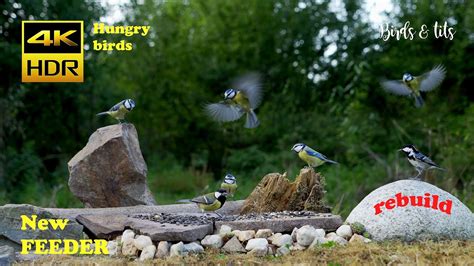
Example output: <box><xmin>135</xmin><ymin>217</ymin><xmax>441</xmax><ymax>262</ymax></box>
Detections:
<box><xmin>15</xmin><ymin>240</ymin><xmax>474</xmax><ymax>265</ymax></box>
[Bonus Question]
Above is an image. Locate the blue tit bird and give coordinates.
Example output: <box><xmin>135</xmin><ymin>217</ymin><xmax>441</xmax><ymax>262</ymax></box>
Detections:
<box><xmin>97</xmin><ymin>99</ymin><xmax>135</xmax><ymax>123</ymax></box>
<box><xmin>291</xmin><ymin>143</ymin><xmax>338</xmax><ymax>168</ymax></box>
<box><xmin>398</xmin><ymin>144</ymin><xmax>445</xmax><ymax>179</ymax></box>
<box><xmin>220</xmin><ymin>173</ymin><xmax>237</xmax><ymax>197</ymax></box>
<box><xmin>205</xmin><ymin>73</ymin><xmax>262</xmax><ymax>128</ymax></box>
<box><xmin>177</xmin><ymin>189</ymin><xmax>228</xmax><ymax>216</ymax></box>
<box><xmin>381</xmin><ymin>65</ymin><xmax>446</xmax><ymax>107</ymax></box>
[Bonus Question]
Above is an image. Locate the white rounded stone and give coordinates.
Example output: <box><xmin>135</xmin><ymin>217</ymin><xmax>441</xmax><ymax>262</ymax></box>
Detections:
<box><xmin>201</xmin><ymin>234</ymin><xmax>224</xmax><ymax>249</ymax></box>
<box><xmin>169</xmin><ymin>242</ymin><xmax>186</xmax><ymax>257</ymax></box>
<box><xmin>255</xmin><ymin>229</ymin><xmax>273</xmax><ymax>239</ymax></box>
<box><xmin>183</xmin><ymin>242</ymin><xmax>204</xmax><ymax>254</ymax></box>
<box><xmin>272</xmin><ymin>234</ymin><xmax>293</xmax><ymax>247</ymax></box>
<box><xmin>276</xmin><ymin>245</ymin><xmax>291</xmax><ymax>256</ymax></box>
<box><xmin>315</xmin><ymin>229</ymin><xmax>326</xmax><ymax>238</ymax></box>
<box><xmin>121</xmin><ymin>238</ymin><xmax>137</xmax><ymax>256</ymax></box>
<box><xmin>296</xmin><ymin>225</ymin><xmax>318</xmax><ymax>246</ymax></box>
<box><xmin>336</xmin><ymin>225</ymin><xmax>353</xmax><ymax>239</ymax></box>
<box><xmin>245</xmin><ymin>238</ymin><xmax>268</xmax><ymax>251</ymax></box>
<box><xmin>106</xmin><ymin>240</ymin><xmax>118</xmax><ymax>256</ymax></box>
<box><xmin>326</xmin><ymin>234</ymin><xmax>348</xmax><ymax>245</ymax></box>
<box><xmin>139</xmin><ymin>245</ymin><xmax>156</xmax><ymax>261</ymax></box>
<box><xmin>219</xmin><ymin>225</ymin><xmax>232</xmax><ymax>235</ymax></box>
<box><xmin>346</xmin><ymin>180</ymin><xmax>474</xmax><ymax>241</ymax></box>
<box><xmin>234</xmin><ymin>230</ymin><xmax>256</xmax><ymax>242</ymax></box>
<box><xmin>121</xmin><ymin>229</ymin><xmax>135</xmax><ymax>244</ymax></box>
<box><xmin>155</xmin><ymin>241</ymin><xmax>170</xmax><ymax>258</ymax></box>
<box><xmin>134</xmin><ymin>235</ymin><xmax>153</xmax><ymax>250</ymax></box>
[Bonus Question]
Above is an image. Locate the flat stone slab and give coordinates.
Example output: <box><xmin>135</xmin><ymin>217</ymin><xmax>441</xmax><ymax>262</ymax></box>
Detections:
<box><xmin>77</xmin><ymin>213</ymin><xmax>214</xmax><ymax>242</ymax></box>
<box><xmin>45</xmin><ymin>200</ymin><xmax>244</xmax><ymax>220</ymax></box>
<box><xmin>127</xmin><ymin>218</ymin><xmax>213</xmax><ymax>242</ymax></box>
<box><xmin>0</xmin><ymin>204</ymin><xmax>83</xmax><ymax>245</ymax></box>
<box><xmin>215</xmin><ymin>212</ymin><xmax>342</xmax><ymax>233</ymax></box>
<box><xmin>76</xmin><ymin>214</ymin><xmax>129</xmax><ymax>240</ymax></box>
<box><xmin>134</xmin><ymin>211</ymin><xmax>343</xmax><ymax>235</ymax></box>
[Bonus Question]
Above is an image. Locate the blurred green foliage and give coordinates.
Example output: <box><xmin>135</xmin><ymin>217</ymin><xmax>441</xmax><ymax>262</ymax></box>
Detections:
<box><xmin>0</xmin><ymin>0</ymin><xmax>473</xmax><ymax>217</ymax></box>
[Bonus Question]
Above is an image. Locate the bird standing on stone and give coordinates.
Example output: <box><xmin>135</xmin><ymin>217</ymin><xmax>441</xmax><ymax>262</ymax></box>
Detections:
<box><xmin>177</xmin><ymin>189</ymin><xmax>228</xmax><ymax>217</ymax></box>
<box><xmin>381</xmin><ymin>65</ymin><xmax>446</xmax><ymax>107</ymax></box>
<box><xmin>97</xmin><ymin>99</ymin><xmax>135</xmax><ymax>123</ymax></box>
<box><xmin>220</xmin><ymin>173</ymin><xmax>237</xmax><ymax>197</ymax></box>
<box><xmin>205</xmin><ymin>73</ymin><xmax>262</xmax><ymax>128</ymax></box>
<box><xmin>291</xmin><ymin>143</ymin><xmax>338</xmax><ymax>168</ymax></box>
<box><xmin>398</xmin><ymin>144</ymin><xmax>445</xmax><ymax>179</ymax></box>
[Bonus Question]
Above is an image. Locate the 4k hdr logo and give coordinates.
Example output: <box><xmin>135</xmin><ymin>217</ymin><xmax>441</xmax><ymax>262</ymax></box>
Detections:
<box><xmin>22</xmin><ymin>21</ymin><xmax>84</xmax><ymax>82</ymax></box>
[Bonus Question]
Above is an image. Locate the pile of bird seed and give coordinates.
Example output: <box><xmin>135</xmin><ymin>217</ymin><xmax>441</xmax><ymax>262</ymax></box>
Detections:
<box><xmin>132</xmin><ymin>211</ymin><xmax>330</xmax><ymax>226</ymax></box>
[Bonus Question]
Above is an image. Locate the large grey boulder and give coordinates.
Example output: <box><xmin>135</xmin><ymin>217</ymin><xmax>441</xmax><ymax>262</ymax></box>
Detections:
<box><xmin>0</xmin><ymin>204</ymin><xmax>83</xmax><ymax>245</ymax></box>
<box><xmin>346</xmin><ymin>180</ymin><xmax>474</xmax><ymax>241</ymax></box>
<box><xmin>68</xmin><ymin>123</ymin><xmax>156</xmax><ymax>207</ymax></box>
<box><xmin>0</xmin><ymin>245</ymin><xmax>15</xmax><ymax>265</ymax></box>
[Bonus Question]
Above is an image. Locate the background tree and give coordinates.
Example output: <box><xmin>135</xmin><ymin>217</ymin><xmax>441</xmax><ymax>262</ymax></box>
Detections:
<box><xmin>0</xmin><ymin>0</ymin><xmax>472</xmax><ymax>216</ymax></box>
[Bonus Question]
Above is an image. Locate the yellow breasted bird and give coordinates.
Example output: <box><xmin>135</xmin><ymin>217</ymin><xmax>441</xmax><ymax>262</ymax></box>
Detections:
<box><xmin>381</xmin><ymin>65</ymin><xmax>446</xmax><ymax>108</ymax></box>
<box><xmin>205</xmin><ymin>73</ymin><xmax>262</xmax><ymax>128</ymax></box>
<box><xmin>220</xmin><ymin>174</ymin><xmax>237</xmax><ymax>197</ymax></box>
<box><xmin>97</xmin><ymin>99</ymin><xmax>135</xmax><ymax>123</ymax></box>
<box><xmin>291</xmin><ymin>143</ymin><xmax>338</xmax><ymax>168</ymax></box>
<box><xmin>177</xmin><ymin>189</ymin><xmax>228</xmax><ymax>215</ymax></box>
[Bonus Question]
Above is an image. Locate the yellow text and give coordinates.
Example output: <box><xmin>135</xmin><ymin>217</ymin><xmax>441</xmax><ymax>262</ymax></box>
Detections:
<box><xmin>21</xmin><ymin>239</ymin><xmax>109</xmax><ymax>255</ymax></box>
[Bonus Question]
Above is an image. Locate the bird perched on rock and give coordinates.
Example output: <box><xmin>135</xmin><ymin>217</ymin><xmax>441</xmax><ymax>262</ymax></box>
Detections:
<box><xmin>220</xmin><ymin>173</ymin><xmax>237</xmax><ymax>197</ymax></box>
<box><xmin>398</xmin><ymin>144</ymin><xmax>445</xmax><ymax>179</ymax></box>
<box><xmin>291</xmin><ymin>143</ymin><xmax>338</xmax><ymax>168</ymax></box>
<box><xmin>177</xmin><ymin>189</ymin><xmax>228</xmax><ymax>216</ymax></box>
<box><xmin>381</xmin><ymin>65</ymin><xmax>446</xmax><ymax>107</ymax></box>
<box><xmin>97</xmin><ymin>99</ymin><xmax>135</xmax><ymax>123</ymax></box>
<box><xmin>205</xmin><ymin>73</ymin><xmax>262</xmax><ymax>128</ymax></box>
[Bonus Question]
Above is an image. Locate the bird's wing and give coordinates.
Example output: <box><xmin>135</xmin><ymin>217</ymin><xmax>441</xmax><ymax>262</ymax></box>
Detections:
<box><xmin>304</xmin><ymin>146</ymin><xmax>326</xmax><ymax>160</ymax></box>
<box><xmin>232</xmin><ymin>72</ymin><xmax>263</xmax><ymax>109</ymax></box>
<box><xmin>380</xmin><ymin>80</ymin><xmax>412</xmax><ymax>96</ymax></box>
<box><xmin>418</xmin><ymin>65</ymin><xmax>446</xmax><ymax>92</ymax></box>
<box><xmin>190</xmin><ymin>193</ymin><xmax>215</xmax><ymax>205</ymax></box>
<box><xmin>205</xmin><ymin>102</ymin><xmax>244</xmax><ymax>122</ymax></box>
<box><xmin>109</xmin><ymin>100</ymin><xmax>125</xmax><ymax>112</ymax></box>
<box><xmin>414</xmin><ymin>152</ymin><xmax>439</xmax><ymax>167</ymax></box>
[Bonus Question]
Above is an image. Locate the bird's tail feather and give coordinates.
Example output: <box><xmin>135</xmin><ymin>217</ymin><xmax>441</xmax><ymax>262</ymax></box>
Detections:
<box><xmin>325</xmin><ymin>159</ymin><xmax>339</xmax><ymax>164</ymax></box>
<box><xmin>96</xmin><ymin>111</ymin><xmax>109</xmax><ymax>116</ymax></box>
<box><xmin>176</xmin><ymin>199</ymin><xmax>192</xmax><ymax>203</ymax></box>
<box><xmin>414</xmin><ymin>95</ymin><xmax>424</xmax><ymax>108</ymax></box>
<box><xmin>245</xmin><ymin>110</ymin><xmax>259</xmax><ymax>128</ymax></box>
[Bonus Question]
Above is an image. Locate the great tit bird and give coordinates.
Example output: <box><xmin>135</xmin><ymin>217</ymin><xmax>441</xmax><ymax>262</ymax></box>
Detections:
<box><xmin>220</xmin><ymin>173</ymin><xmax>237</xmax><ymax>197</ymax></box>
<box><xmin>97</xmin><ymin>99</ymin><xmax>136</xmax><ymax>123</ymax></box>
<box><xmin>399</xmin><ymin>144</ymin><xmax>445</xmax><ymax>179</ymax></box>
<box><xmin>177</xmin><ymin>189</ymin><xmax>228</xmax><ymax>216</ymax></box>
<box><xmin>291</xmin><ymin>143</ymin><xmax>338</xmax><ymax>168</ymax></box>
<box><xmin>205</xmin><ymin>73</ymin><xmax>262</xmax><ymax>128</ymax></box>
<box><xmin>381</xmin><ymin>65</ymin><xmax>446</xmax><ymax>107</ymax></box>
